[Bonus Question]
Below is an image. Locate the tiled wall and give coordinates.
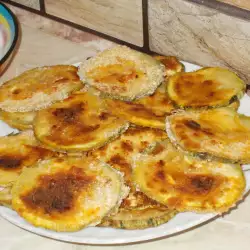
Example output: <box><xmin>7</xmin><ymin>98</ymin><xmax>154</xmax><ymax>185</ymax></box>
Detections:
<box><xmin>2</xmin><ymin>0</ymin><xmax>250</xmax><ymax>82</ymax></box>
<box><xmin>45</xmin><ymin>0</ymin><xmax>143</xmax><ymax>46</ymax></box>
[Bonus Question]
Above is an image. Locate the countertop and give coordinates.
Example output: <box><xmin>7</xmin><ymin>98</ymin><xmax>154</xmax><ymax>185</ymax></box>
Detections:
<box><xmin>1</xmin><ymin>22</ymin><xmax>250</xmax><ymax>250</ymax></box>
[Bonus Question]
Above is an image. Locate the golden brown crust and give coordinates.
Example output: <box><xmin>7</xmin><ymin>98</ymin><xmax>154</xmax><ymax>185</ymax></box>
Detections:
<box><xmin>166</xmin><ymin>108</ymin><xmax>250</xmax><ymax>163</ymax></box>
<box><xmin>0</xmin><ymin>130</ymin><xmax>54</xmax><ymax>187</ymax></box>
<box><xmin>34</xmin><ymin>93</ymin><xmax>129</xmax><ymax>152</ymax></box>
<box><xmin>11</xmin><ymin>157</ymin><xmax>128</xmax><ymax>232</ymax></box>
<box><xmin>167</xmin><ymin>67</ymin><xmax>246</xmax><ymax>108</ymax></box>
<box><xmin>78</xmin><ymin>46</ymin><xmax>165</xmax><ymax>101</ymax></box>
<box><xmin>0</xmin><ymin>110</ymin><xmax>36</xmax><ymax>130</ymax></box>
<box><xmin>0</xmin><ymin>65</ymin><xmax>83</xmax><ymax>112</ymax></box>
<box><xmin>133</xmin><ymin>140</ymin><xmax>246</xmax><ymax>213</ymax></box>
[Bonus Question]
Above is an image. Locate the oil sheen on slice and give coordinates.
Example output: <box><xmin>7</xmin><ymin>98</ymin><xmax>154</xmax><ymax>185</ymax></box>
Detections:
<box><xmin>166</xmin><ymin>108</ymin><xmax>250</xmax><ymax>163</ymax></box>
<box><xmin>167</xmin><ymin>67</ymin><xmax>246</xmax><ymax>108</ymax></box>
<box><xmin>133</xmin><ymin>140</ymin><xmax>245</xmax><ymax>213</ymax></box>
<box><xmin>12</xmin><ymin>157</ymin><xmax>129</xmax><ymax>232</ymax></box>
<box><xmin>34</xmin><ymin>93</ymin><xmax>129</xmax><ymax>152</ymax></box>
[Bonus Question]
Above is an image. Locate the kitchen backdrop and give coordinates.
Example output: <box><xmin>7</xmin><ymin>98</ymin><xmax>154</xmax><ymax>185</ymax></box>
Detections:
<box><xmin>2</xmin><ymin>0</ymin><xmax>250</xmax><ymax>82</ymax></box>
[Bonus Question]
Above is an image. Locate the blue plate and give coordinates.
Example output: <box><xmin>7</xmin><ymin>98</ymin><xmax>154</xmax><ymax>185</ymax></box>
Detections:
<box><xmin>0</xmin><ymin>3</ymin><xmax>18</xmax><ymax>73</ymax></box>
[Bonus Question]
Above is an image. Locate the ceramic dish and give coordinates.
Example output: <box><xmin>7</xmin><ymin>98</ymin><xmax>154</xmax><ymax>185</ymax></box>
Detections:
<box><xmin>0</xmin><ymin>3</ymin><xmax>18</xmax><ymax>74</ymax></box>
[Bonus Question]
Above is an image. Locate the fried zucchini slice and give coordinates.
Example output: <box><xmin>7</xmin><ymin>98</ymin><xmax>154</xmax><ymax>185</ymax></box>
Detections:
<box><xmin>133</xmin><ymin>140</ymin><xmax>246</xmax><ymax>213</ymax></box>
<box><xmin>12</xmin><ymin>157</ymin><xmax>129</xmax><ymax>232</ymax></box>
<box><xmin>34</xmin><ymin>93</ymin><xmax>129</xmax><ymax>152</ymax></box>
<box><xmin>166</xmin><ymin>108</ymin><xmax>250</xmax><ymax>163</ymax></box>
<box><xmin>99</xmin><ymin>206</ymin><xmax>177</xmax><ymax>230</ymax></box>
<box><xmin>0</xmin><ymin>65</ymin><xmax>83</xmax><ymax>112</ymax></box>
<box><xmin>153</xmin><ymin>55</ymin><xmax>184</xmax><ymax>78</ymax></box>
<box><xmin>0</xmin><ymin>130</ymin><xmax>54</xmax><ymax>187</ymax></box>
<box><xmin>104</xmin><ymin>55</ymin><xmax>184</xmax><ymax>129</ymax></box>
<box><xmin>167</xmin><ymin>67</ymin><xmax>246</xmax><ymax>108</ymax></box>
<box><xmin>91</xmin><ymin>127</ymin><xmax>176</xmax><ymax>228</ymax></box>
<box><xmin>78</xmin><ymin>45</ymin><xmax>165</xmax><ymax>101</ymax></box>
<box><xmin>0</xmin><ymin>110</ymin><xmax>36</xmax><ymax>130</ymax></box>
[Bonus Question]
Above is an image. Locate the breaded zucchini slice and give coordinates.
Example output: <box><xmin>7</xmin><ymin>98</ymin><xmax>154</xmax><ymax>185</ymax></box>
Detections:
<box><xmin>78</xmin><ymin>45</ymin><xmax>165</xmax><ymax>101</ymax></box>
<box><xmin>0</xmin><ymin>110</ymin><xmax>36</xmax><ymax>130</ymax></box>
<box><xmin>34</xmin><ymin>93</ymin><xmax>129</xmax><ymax>152</ymax></box>
<box><xmin>133</xmin><ymin>140</ymin><xmax>246</xmax><ymax>213</ymax></box>
<box><xmin>0</xmin><ymin>130</ymin><xmax>54</xmax><ymax>187</ymax></box>
<box><xmin>167</xmin><ymin>67</ymin><xmax>246</xmax><ymax>109</ymax></box>
<box><xmin>0</xmin><ymin>65</ymin><xmax>83</xmax><ymax>112</ymax></box>
<box><xmin>91</xmin><ymin>127</ymin><xmax>176</xmax><ymax>229</ymax></box>
<box><xmin>166</xmin><ymin>108</ymin><xmax>250</xmax><ymax>163</ymax></box>
<box><xmin>12</xmin><ymin>157</ymin><xmax>129</xmax><ymax>232</ymax></box>
<box><xmin>99</xmin><ymin>206</ymin><xmax>177</xmax><ymax>230</ymax></box>
<box><xmin>103</xmin><ymin>55</ymin><xmax>184</xmax><ymax>130</ymax></box>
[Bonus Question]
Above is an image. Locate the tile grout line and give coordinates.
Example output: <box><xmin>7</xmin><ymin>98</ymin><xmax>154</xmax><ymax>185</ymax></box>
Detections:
<box><xmin>39</xmin><ymin>0</ymin><xmax>45</xmax><ymax>13</ymax></box>
<box><xmin>142</xmin><ymin>0</ymin><xmax>150</xmax><ymax>52</ymax></box>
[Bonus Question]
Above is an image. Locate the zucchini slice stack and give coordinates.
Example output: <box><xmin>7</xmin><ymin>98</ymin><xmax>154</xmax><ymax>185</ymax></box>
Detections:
<box><xmin>0</xmin><ymin>45</ymin><xmax>248</xmax><ymax>232</ymax></box>
<box><xmin>104</xmin><ymin>55</ymin><xmax>184</xmax><ymax>130</ymax></box>
<box><xmin>91</xmin><ymin>126</ymin><xmax>177</xmax><ymax>229</ymax></box>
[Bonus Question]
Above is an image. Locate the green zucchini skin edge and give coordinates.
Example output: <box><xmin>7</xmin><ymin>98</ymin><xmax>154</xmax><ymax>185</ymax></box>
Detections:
<box><xmin>165</xmin><ymin>113</ymin><xmax>250</xmax><ymax>164</ymax></box>
<box><xmin>98</xmin><ymin>210</ymin><xmax>178</xmax><ymax>230</ymax></box>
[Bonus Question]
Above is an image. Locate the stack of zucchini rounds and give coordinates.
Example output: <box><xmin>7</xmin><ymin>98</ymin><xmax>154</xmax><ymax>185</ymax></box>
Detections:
<box><xmin>0</xmin><ymin>45</ymin><xmax>248</xmax><ymax>232</ymax></box>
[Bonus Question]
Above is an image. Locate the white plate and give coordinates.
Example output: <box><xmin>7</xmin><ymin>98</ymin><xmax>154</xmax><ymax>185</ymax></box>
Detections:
<box><xmin>0</xmin><ymin>61</ymin><xmax>249</xmax><ymax>245</ymax></box>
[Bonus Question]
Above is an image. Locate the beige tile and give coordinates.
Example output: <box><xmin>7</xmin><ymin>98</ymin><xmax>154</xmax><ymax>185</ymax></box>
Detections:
<box><xmin>149</xmin><ymin>0</ymin><xmax>250</xmax><ymax>83</ymax></box>
<box><xmin>12</xmin><ymin>0</ymin><xmax>40</xmax><ymax>10</ymax></box>
<box><xmin>45</xmin><ymin>0</ymin><xmax>143</xmax><ymax>46</ymax></box>
<box><xmin>7</xmin><ymin>4</ymin><xmax>104</xmax><ymax>43</ymax></box>
<box><xmin>218</xmin><ymin>0</ymin><xmax>250</xmax><ymax>10</ymax></box>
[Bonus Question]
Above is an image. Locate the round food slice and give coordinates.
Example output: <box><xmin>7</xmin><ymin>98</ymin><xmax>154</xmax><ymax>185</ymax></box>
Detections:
<box><xmin>78</xmin><ymin>45</ymin><xmax>165</xmax><ymax>101</ymax></box>
<box><xmin>34</xmin><ymin>93</ymin><xmax>129</xmax><ymax>152</ymax></box>
<box><xmin>0</xmin><ymin>110</ymin><xmax>36</xmax><ymax>130</ymax></box>
<box><xmin>166</xmin><ymin>108</ymin><xmax>250</xmax><ymax>163</ymax></box>
<box><xmin>12</xmin><ymin>157</ymin><xmax>129</xmax><ymax>232</ymax></box>
<box><xmin>167</xmin><ymin>67</ymin><xmax>246</xmax><ymax>108</ymax></box>
<box><xmin>104</xmin><ymin>55</ymin><xmax>184</xmax><ymax>129</ymax></box>
<box><xmin>0</xmin><ymin>65</ymin><xmax>83</xmax><ymax>112</ymax></box>
<box><xmin>0</xmin><ymin>130</ymin><xmax>54</xmax><ymax>187</ymax></box>
<box><xmin>132</xmin><ymin>140</ymin><xmax>246</xmax><ymax>213</ymax></box>
<box><xmin>99</xmin><ymin>206</ymin><xmax>177</xmax><ymax>230</ymax></box>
